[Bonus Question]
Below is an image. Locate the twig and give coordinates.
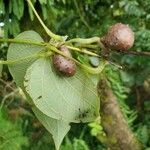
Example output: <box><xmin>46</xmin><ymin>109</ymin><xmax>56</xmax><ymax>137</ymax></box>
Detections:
<box><xmin>0</xmin><ymin>38</ymin><xmax>45</xmax><ymax>46</ymax></box>
<box><xmin>0</xmin><ymin>88</ymin><xmax>19</xmax><ymax>109</ymax></box>
<box><xmin>113</xmin><ymin>49</ymin><xmax>150</xmax><ymax>57</ymax></box>
<box><xmin>66</xmin><ymin>45</ymin><xmax>100</xmax><ymax>57</ymax></box>
<box><xmin>0</xmin><ymin>79</ymin><xmax>14</xmax><ymax>91</ymax></box>
<box><xmin>67</xmin><ymin>37</ymin><xmax>100</xmax><ymax>44</ymax></box>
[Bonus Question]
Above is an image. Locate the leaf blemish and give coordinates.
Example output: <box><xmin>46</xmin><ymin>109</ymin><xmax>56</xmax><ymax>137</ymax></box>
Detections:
<box><xmin>24</xmin><ymin>79</ymin><xmax>29</xmax><ymax>82</ymax></box>
<box><xmin>37</xmin><ymin>95</ymin><xmax>42</xmax><ymax>99</ymax></box>
<box><xmin>78</xmin><ymin>108</ymin><xmax>89</xmax><ymax>119</ymax></box>
<box><xmin>93</xmin><ymin>111</ymin><xmax>97</xmax><ymax>117</ymax></box>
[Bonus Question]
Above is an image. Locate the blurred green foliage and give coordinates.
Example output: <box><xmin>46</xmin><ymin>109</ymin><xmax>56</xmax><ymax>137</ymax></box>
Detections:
<box><xmin>0</xmin><ymin>0</ymin><xmax>150</xmax><ymax>149</ymax></box>
<box><xmin>0</xmin><ymin>109</ymin><xmax>29</xmax><ymax>150</ymax></box>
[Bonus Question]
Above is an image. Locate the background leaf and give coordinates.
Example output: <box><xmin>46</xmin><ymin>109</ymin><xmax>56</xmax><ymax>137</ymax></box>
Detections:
<box><xmin>0</xmin><ymin>110</ymin><xmax>29</xmax><ymax>150</ymax></box>
<box><xmin>12</xmin><ymin>0</ymin><xmax>24</xmax><ymax>20</ymax></box>
<box><xmin>24</xmin><ymin>58</ymin><xmax>99</xmax><ymax>122</ymax></box>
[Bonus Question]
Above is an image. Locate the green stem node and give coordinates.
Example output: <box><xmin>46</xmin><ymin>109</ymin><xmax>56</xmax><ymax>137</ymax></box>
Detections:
<box><xmin>67</xmin><ymin>37</ymin><xmax>100</xmax><ymax>44</ymax></box>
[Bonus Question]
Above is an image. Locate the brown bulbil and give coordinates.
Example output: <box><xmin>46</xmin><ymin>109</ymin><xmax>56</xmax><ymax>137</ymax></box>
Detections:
<box><xmin>53</xmin><ymin>45</ymin><xmax>76</xmax><ymax>77</ymax></box>
<box><xmin>102</xmin><ymin>23</ymin><xmax>134</xmax><ymax>51</ymax></box>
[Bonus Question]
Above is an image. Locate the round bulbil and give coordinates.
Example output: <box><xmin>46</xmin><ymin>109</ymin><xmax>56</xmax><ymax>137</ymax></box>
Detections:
<box><xmin>53</xmin><ymin>45</ymin><xmax>76</xmax><ymax>77</ymax></box>
<box><xmin>102</xmin><ymin>23</ymin><xmax>134</xmax><ymax>51</ymax></box>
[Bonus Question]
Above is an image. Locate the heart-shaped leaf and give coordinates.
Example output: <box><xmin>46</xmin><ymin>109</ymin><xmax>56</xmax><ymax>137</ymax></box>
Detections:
<box><xmin>7</xmin><ymin>30</ymin><xmax>44</xmax><ymax>87</ymax></box>
<box><xmin>7</xmin><ymin>31</ymin><xmax>70</xmax><ymax>150</ymax></box>
<box><xmin>32</xmin><ymin>106</ymin><xmax>70</xmax><ymax>150</ymax></box>
<box><xmin>24</xmin><ymin>58</ymin><xmax>99</xmax><ymax>122</ymax></box>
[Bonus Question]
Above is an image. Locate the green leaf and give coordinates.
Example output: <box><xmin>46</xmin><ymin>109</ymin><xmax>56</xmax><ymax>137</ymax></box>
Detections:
<box><xmin>9</xmin><ymin>0</ymin><xmax>12</xmax><ymax>13</ymax></box>
<box><xmin>32</xmin><ymin>106</ymin><xmax>70</xmax><ymax>150</ymax></box>
<box><xmin>28</xmin><ymin>3</ymin><xmax>34</xmax><ymax>21</ymax></box>
<box><xmin>41</xmin><ymin>4</ymin><xmax>48</xmax><ymax>20</ymax></box>
<box><xmin>12</xmin><ymin>0</ymin><xmax>24</xmax><ymax>19</ymax></box>
<box><xmin>136</xmin><ymin>125</ymin><xmax>149</xmax><ymax>145</ymax></box>
<box><xmin>24</xmin><ymin>58</ymin><xmax>99</xmax><ymax>122</ymax></box>
<box><xmin>0</xmin><ymin>0</ymin><xmax>5</xmax><ymax>15</ymax></box>
<box><xmin>7</xmin><ymin>30</ymin><xmax>44</xmax><ymax>88</ymax></box>
<box><xmin>11</xmin><ymin>16</ymin><xmax>21</xmax><ymax>37</ymax></box>
<box><xmin>73</xmin><ymin>138</ymin><xmax>89</xmax><ymax>150</ymax></box>
<box><xmin>38</xmin><ymin>0</ymin><xmax>47</xmax><ymax>5</ymax></box>
<box><xmin>7</xmin><ymin>30</ymin><xmax>70</xmax><ymax>149</ymax></box>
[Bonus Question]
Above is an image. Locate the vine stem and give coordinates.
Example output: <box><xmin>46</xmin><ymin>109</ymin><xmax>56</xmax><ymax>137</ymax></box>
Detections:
<box><xmin>77</xmin><ymin>44</ymin><xmax>100</xmax><ymax>49</ymax></box>
<box><xmin>66</xmin><ymin>45</ymin><xmax>100</xmax><ymax>57</ymax></box>
<box><xmin>0</xmin><ymin>88</ymin><xmax>19</xmax><ymax>110</ymax></box>
<box><xmin>0</xmin><ymin>38</ymin><xmax>45</xmax><ymax>46</ymax></box>
<box><xmin>0</xmin><ymin>38</ymin><xmax>101</xmax><ymax>58</ymax></box>
<box><xmin>26</xmin><ymin>0</ymin><xmax>63</xmax><ymax>41</ymax></box>
<box><xmin>66</xmin><ymin>37</ymin><xmax>100</xmax><ymax>44</ymax></box>
<box><xmin>113</xmin><ymin>49</ymin><xmax>150</xmax><ymax>57</ymax></box>
<box><xmin>0</xmin><ymin>50</ymin><xmax>53</xmax><ymax>65</ymax></box>
<box><xmin>3</xmin><ymin>38</ymin><xmax>150</xmax><ymax>58</ymax></box>
<box><xmin>0</xmin><ymin>53</ymin><xmax>40</xmax><ymax>65</ymax></box>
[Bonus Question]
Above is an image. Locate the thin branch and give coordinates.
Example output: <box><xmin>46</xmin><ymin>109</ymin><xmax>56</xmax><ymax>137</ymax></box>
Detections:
<box><xmin>0</xmin><ymin>38</ymin><xmax>46</xmax><ymax>46</ymax></box>
<box><xmin>0</xmin><ymin>88</ymin><xmax>19</xmax><ymax>109</ymax></box>
<box><xmin>113</xmin><ymin>49</ymin><xmax>150</xmax><ymax>57</ymax></box>
<box><xmin>0</xmin><ymin>79</ymin><xmax>14</xmax><ymax>91</ymax></box>
<box><xmin>67</xmin><ymin>37</ymin><xmax>100</xmax><ymax>44</ymax></box>
<box><xmin>66</xmin><ymin>45</ymin><xmax>100</xmax><ymax>57</ymax></box>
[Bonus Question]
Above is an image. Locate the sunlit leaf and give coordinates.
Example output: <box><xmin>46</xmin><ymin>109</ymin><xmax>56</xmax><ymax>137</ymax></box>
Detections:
<box><xmin>24</xmin><ymin>58</ymin><xmax>99</xmax><ymax>122</ymax></box>
<box><xmin>7</xmin><ymin>30</ymin><xmax>71</xmax><ymax>150</ymax></box>
<box><xmin>7</xmin><ymin>30</ymin><xmax>44</xmax><ymax>88</ymax></box>
<box><xmin>32</xmin><ymin>106</ymin><xmax>70</xmax><ymax>150</ymax></box>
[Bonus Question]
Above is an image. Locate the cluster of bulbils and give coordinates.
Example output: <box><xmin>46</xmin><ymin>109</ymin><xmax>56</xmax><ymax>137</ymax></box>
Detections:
<box><xmin>53</xmin><ymin>23</ymin><xmax>135</xmax><ymax>77</ymax></box>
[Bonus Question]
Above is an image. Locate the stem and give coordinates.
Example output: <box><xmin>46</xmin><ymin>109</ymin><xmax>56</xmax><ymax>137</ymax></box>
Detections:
<box><xmin>113</xmin><ymin>49</ymin><xmax>150</xmax><ymax>57</ymax></box>
<box><xmin>0</xmin><ymin>51</ymin><xmax>53</xmax><ymax>65</ymax></box>
<box><xmin>80</xmin><ymin>60</ymin><xmax>108</xmax><ymax>74</ymax></box>
<box><xmin>26</xmin><ymin>0</ymin><xmax>63</xmax><ymax>41</ymax></box>
<box><xmin>0</xmin><ymin>89</ymin><xmax>19</xmax><ymax>110</ymax></box>
<box><xmin>78</xmin><ymin>44</ymin><xmax>100</xmax><ymax>49</ymax></box>
<box><xmin>66</xmin><ymin>37</ymin><xmax>100</xmax><ymax>44</ymax></box>
<box><xmin>67</xmin><ymin>44</ymin><xmax>122</xmax><ymax>69</ymax></box>
<box><xmin>0</xmin><ymin>53</ymin><xmax>40</xmax><ymax>65</ymax></box>
<box><xmin>0</xmin><ymin>38</ymin><xmax>45</xmax><ymax>46</ymax></box>
<box><xmin>66</xmin><ymin>45</ymin><xmax>100</xmax><ymax>57</ymax></box>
